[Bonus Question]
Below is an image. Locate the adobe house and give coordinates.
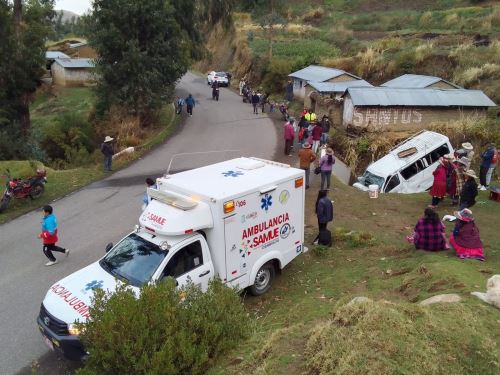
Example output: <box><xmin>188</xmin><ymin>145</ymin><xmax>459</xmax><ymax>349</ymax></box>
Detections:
<box><xmin>51</xmin><ymin>58</ymin><xmax>96</xmax><ymax>87</ymax></box>
<box><xmin>288</xmin><ymin>65</ymin><xmax>361</xmax><ymax>100</ymax></box>
<box><xmin>381</xmin><ymin>74</ymin><xmax>461</xmax><ymax>90</ymax></box>
<box><xmin>305</xmin><ymin>80</ymin><xmax>373</xmax><ymax>125</ymax></box>
<box><xmin>342</xmin><ymin>87</ymin><xmax>496</xmax><ymax>132</ymax></box>
<box><xmin>45</xmin><ymin>51</ymin><xmax>70</xmax><ymax>70</ymax></box>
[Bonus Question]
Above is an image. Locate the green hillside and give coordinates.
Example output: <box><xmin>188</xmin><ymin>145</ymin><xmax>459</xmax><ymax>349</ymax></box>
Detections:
<box><xmin>231</xmin><ymin>0</ymin><xmax>500</xmax><ymax>102</ymax></box>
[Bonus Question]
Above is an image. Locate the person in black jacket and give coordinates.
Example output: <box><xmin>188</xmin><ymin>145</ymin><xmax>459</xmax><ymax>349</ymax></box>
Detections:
<box><xmin>100</xmin><ymin>136</ymin><xmax>114</xmax><ymax>172</ymax></box>
<box><xmin>460</xmin><ymin>169</ymin><xmax>478</xmax><ymax>210</ymax></box>
<box><xmin>251</xmin><ymin>92</ymin><xmax>260</xmax><ymax>114</ymax></box>
<box><xmin>313</xmin><ymin>190</ymin><xmax>333</xmax><ymax>245</ymax></box>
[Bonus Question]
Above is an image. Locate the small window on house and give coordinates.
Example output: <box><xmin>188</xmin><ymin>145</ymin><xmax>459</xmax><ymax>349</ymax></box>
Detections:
<box><xmin>400</xmin><ymin>159</ymin><xmax>425</xmax><ymax>180</ymax></box>
<box><xmin>384</xmin><ymin>174</ymin><xmax>400</xmax><ymax>192</ymax></box>
<box><xmin>299</xmin><ymin>80</ymin><xmax>303</xmax><ymax>88</ymax></box>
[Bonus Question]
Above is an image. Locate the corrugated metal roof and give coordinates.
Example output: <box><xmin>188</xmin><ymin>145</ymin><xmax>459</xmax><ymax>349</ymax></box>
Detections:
<box><xmin>381</xmin><ymin>74</ymin><xmax>461</xmax><ymax>89</ymax></box>
<box><xmin>53</xmin><ymin>58</ymin><xmax>95</xmax><ymax>69</ymax></box>
<box><xmin>307</xmin><ymin>79</ymin><xmax>373</xmax><ymax>93</ymax></box>
<box><xmin>45</xmin><ymin>51</ymin><xmax>70</xmax><ymax>59</ymax></box>
<box><xmin>289</xmin><ymin>65</ymin><xmax>359</xmax><ymax>82</ymax></box>
<box><xmin>346</xmin><ymin>87</ymin><xmax>496</xmax><ymax>107</ymax></box>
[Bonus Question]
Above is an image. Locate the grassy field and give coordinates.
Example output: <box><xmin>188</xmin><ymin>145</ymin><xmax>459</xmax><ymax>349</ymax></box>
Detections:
<box><xmin>0</xmin><ymin>88</ymin><xmax>178</xmax><ymax>224</ymax></box>
<box><xmin>208</xmin><ymin>172</ymin><xmax>500</xmax><ymax>374</ymax></box>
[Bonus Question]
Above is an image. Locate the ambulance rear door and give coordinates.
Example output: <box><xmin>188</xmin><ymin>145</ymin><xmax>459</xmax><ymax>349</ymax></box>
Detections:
<box><xmin>223</xmin><ymin>177</ymin><xmax>304</xmax><ymax>285</ymax></box>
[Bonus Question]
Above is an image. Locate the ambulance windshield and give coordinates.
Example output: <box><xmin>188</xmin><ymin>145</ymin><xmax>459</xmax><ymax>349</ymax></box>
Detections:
<box><xmin>99</xmin><ymin>233</ymin><xmax>167</xmax><ymax>287</ymax></box>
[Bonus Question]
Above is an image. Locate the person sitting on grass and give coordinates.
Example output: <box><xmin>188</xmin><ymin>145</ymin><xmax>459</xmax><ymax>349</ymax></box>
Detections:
<box><xmin>407</xmin><ymin>208</ymin><xmax>448</xmax><ymax>251</ymax></box>
<box><xmin>449</xmin><ymin>208</ymin><xmax>485</xmax><ymax>261</ymax></box>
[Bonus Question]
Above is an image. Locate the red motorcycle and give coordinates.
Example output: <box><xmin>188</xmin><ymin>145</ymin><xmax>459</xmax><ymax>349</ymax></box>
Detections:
<box><xmin>0</xmin><ymin>169</ymin><xmax>47</xmax><ymax>213</ymax></box>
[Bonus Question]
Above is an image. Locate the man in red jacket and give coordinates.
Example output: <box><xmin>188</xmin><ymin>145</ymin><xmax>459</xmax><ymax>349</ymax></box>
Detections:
<box><xmin>311</xmin><ymin>121</ymin><xmax>323</xmax><ymax>153</ymax></box>
<box><xmin>284</xmin><ymin>119</ymin><xmax>295</xmax><ymax>156</ymax></box>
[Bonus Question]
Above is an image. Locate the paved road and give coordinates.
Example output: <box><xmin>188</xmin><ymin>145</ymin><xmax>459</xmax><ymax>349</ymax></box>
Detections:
<box><xmin>0</xmin><ymin>72</ymin><xmax>278</xmax><ymax>375</ymax></box>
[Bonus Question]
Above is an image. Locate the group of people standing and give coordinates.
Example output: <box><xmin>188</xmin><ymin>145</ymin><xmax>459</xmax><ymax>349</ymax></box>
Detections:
<box><xmin>411</xmin><ymin>141</ymin><xmax>497</xmax><ymax>262</ymax></box>
<box><xmin>284</xmin><ymin>109</ymin><xmax>336</xmax><ymax>246</ymax></box>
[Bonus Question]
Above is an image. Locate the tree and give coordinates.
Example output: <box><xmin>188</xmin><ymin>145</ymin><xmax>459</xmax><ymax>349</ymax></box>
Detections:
<box><xmin>0</xmin><ymin>0</ymin><xmax>54</xmax><ymax>151</ymax></box>
<box><xmin>86</xmin><ymin>0</ymin><xmax>235</xmax><ymax>126</ymax></box>
<box><xmin>256</xmin><ymin>0</ymin><xmax>287</xmax><ymax>60</ymax></box>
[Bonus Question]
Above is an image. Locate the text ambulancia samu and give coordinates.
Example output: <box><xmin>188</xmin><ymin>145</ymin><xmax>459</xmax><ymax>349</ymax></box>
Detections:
<box><xmin>242</xmin><ymin>213</ymin><xmax>289</xmax><ymax>247</ymax></box>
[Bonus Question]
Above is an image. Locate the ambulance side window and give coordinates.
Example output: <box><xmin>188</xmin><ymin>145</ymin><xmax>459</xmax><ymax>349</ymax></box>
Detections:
<box><xmin>161</xmin><ymin>241</ymin><xmax>203</xmax><ymax>279</ymax></box>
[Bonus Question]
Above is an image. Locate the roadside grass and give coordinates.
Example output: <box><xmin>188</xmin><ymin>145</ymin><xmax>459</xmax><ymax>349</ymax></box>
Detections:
<box><xmin>0</xmin><ymin>102</ymin><xmax>178</xmax><ymax>224</ymax></box>
<box><xmin>209</xmin><ymin>175</ymin><xmax>500</xmax><ymax>374</ymax></box>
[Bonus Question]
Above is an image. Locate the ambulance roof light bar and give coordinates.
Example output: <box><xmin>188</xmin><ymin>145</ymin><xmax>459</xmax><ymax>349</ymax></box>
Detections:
<box><xmin>249</xmin><ymin>157</ymin><xmax>290</xmax><ymax>168</ymax></box>
<box><xmin>147</xmin><ymin>188</ymin><xmax>198</xmax><ymax>210</ymax></box>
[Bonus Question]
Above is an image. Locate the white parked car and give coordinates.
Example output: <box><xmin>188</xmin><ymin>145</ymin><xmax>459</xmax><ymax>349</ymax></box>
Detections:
<box><xmin>207</xmin><ymin>71</ymin><xmax>229</xmax><ymax>86</ymax></box>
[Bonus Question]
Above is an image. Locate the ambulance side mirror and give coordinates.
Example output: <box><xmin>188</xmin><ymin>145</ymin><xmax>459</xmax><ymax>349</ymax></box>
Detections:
<box><xmin>105</xmin><ymin>243</ymin><xmax>113</xmax><ymax>253</ymax></box>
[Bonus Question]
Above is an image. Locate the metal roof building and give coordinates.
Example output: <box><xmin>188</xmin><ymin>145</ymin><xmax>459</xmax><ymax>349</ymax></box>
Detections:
<box><xmin>289</xmin><ymin>65</ymin><xmax>360</xmax><ymax>82</ymax></box>
<box><xmin>308</xmin><ymin>79</ymin><xmax>373</xmax><ymax>94</ymax></box>
<box><xmin>45</xmin><ymin>51</ymin><xmax>70</xmax><ymax>59</ymax></box>
<box><xmin>52</xmin><ymin>58</ymin><xmax>95</xmax><ymax>69</ymax></box>
<box><xmin>345</xmin><ymin>87</ymin><xmax>496</xmax><ymax>107</ymax></box>
<box><xmin>381</xmin><ymin>74</ymin><xmax>461</xmax><ymax>89</ymax></box>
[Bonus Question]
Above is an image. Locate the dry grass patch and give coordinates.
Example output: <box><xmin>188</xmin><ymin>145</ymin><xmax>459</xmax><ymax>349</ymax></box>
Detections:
<box><xmin>305</xmin><ymin>300</ymin><xmax>500</xmax><ymax>375</ymax></box>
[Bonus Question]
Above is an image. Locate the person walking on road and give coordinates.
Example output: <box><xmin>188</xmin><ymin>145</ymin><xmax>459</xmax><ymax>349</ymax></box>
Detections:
<box><xmin>298</xmin><ymin>142</ymin><xmax>316</xmax><ymax>189</ymax></box>
<box><xmin>284</xmin><ymin>119</ymin><xmax>295</xmax><ymax>156</ymax></box>
<box><xmin>100</xmin><ymin>136</ymin><xmax>114</xmax><ymax>172</ymax></box>
<box><xmin>39</xmin><ymin>205</ymin><xmax>69</xmax><ymax>266</ymax></box>
<box><xmin>319</xmin><ymin>148</ymin><xmax>335</xmax><ymax>190</ymax></box>
<box><xmin>313</xmin><ymin>190</ymin><xmax>333</xmax><ymax>245</ymax></box>
<box><xmin>251</xmin><ymin>91</ymin><xmax>260</xmax><ymax>114</ymax></box>
<box><xmin>185</xmin><ymin>94</ymin><xmax>195</xmax><ymax>116</ymax></box>
<box><xmin>176</xmin><ymin>97</ymin><xmax>185</xmax><ymax>114</ymax></box>
<box><xmin>211</xmin><ymin>80</ymin><xmax>220</xmax><ymax>101</ymax></box>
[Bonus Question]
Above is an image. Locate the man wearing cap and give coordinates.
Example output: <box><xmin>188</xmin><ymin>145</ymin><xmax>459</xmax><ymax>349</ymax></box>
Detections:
<box><xmin>460</xmin><ymin>169</ymin><xmax>479</xmax><ymax>210</ymax></box>
<box><xmin>298</xmin><ymin>143</ymin><xmax>316</xmax><ymax>189</ymax></box>
<box><xmin>479</xmin><ymin>142</ymin><xmax>497</xmax><ymax>190</ymax></box>
<box><xmin>101</xmin><ymin>136</ymin><xmax>114</xmax><ymax>172</ymax></box>
<box><xmin>311</xmin><ymin>120</ymin><xmax>323</xmax><ymax>154</ymax></box>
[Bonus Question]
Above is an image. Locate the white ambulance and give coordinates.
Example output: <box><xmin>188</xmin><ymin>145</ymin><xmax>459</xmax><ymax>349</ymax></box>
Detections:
<box><xmin>37</xmin><ymin>157</ymin><xmax>306</xmax><ymax>360</ymax></box>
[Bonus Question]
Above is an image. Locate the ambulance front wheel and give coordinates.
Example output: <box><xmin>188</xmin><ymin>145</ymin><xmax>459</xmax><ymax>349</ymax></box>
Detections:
<box><xmin>249</xmin><ymin>262</ymin><xmax>275</xmax><ymax>296</ymax></box>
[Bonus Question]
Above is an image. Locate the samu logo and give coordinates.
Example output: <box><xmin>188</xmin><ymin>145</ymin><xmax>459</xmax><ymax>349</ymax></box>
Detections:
<box><xmin>280</xmin><ymin>223</ymin><xmax>291</xmax><ymax>239</ymax></box>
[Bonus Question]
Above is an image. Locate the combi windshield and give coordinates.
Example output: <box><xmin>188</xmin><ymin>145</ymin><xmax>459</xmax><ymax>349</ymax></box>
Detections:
<box><xmin>99</xmin><ymin>233</ymin><xmax>167</xmax><ymax>287</ymax></box>
<box><xmin>361</xmin><ymin>171</ymin><xmax>385</xmax><ymax>189</ymax></box>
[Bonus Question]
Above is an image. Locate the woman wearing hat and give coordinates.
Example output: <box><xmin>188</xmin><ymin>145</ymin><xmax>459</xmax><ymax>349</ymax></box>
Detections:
<box><xmin>459</xmin><ymin>169</ymin><xmax>478</xmax><ymax>210</ymax></box>
<box><xmin>429</xmin><ymin>157</ymin><xmax>447</xmax><ymax>208</ymax></box>
<box><xmin>319</xmin><ymin>148</ymin><xmax>335</xmax><ymax>190</ymax></box>
<box><xmin>448</xmin><ymin>157</ymin><xmax>468</xmax><ymax>206</ymax></box>
<box><xmin>450</xmin><ymin>208</ymin><xmax>484</xmax><ymax>261</ymax></box>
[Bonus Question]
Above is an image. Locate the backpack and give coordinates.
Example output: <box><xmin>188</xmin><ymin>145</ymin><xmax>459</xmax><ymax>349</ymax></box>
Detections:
<box><xmin>318</xmin><ymin>229</ymin><xmax>332</xmax><ymax>246</ymax></box>
<box><xmin>492</xmin><ymin>150</ymin><xmax>498</xmax><ymax>165</ymax></box>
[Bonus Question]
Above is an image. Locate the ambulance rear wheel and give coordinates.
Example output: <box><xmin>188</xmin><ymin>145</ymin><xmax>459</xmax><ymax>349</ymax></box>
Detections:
<box><xmin>249</xmin><ymin>262</ymin><xmax>275</xmax><ymax>296</ymax></box>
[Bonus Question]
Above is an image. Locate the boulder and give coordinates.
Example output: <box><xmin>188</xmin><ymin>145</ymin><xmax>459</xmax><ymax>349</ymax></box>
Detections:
<box><xmin>347</xmin><ymin>296</ymin><xmax>372</xmax><ymax>306</ymax></box>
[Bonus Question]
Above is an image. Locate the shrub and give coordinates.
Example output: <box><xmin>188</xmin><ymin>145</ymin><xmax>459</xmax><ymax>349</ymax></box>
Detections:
<box><xmin>77</xmin><ymin>278</ymin><xmax>250</xmax><ymax>375</ymax></box>
<box><xmin>313</xmin><ymin>245</ymin><xmax>330</xmax><ymax>257</ymax></box>
<box><xmin>41</xmin><ymin>112</ymin><xmax>95</xmax><ymax>164</ymax></box>
<box><xmin>261</xmin><ymin>58</ymin><xmax>293</xmax><ymax>93</ymax></box>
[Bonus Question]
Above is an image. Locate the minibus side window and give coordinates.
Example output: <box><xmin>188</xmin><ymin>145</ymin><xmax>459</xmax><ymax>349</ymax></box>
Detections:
<box><xmin>425</xmin><ymin>144</ymin><xmax>450</xmax><ymax>165</ymax></box>
<box><xmin>384</xmin><ymin>174</ymin><xmax>400</xmax><ymax>192</ymax></box>
<box><xmin>400</xmin><ymin>159</ymin><xmax>425</xmax><ymax>180</ymax></box>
